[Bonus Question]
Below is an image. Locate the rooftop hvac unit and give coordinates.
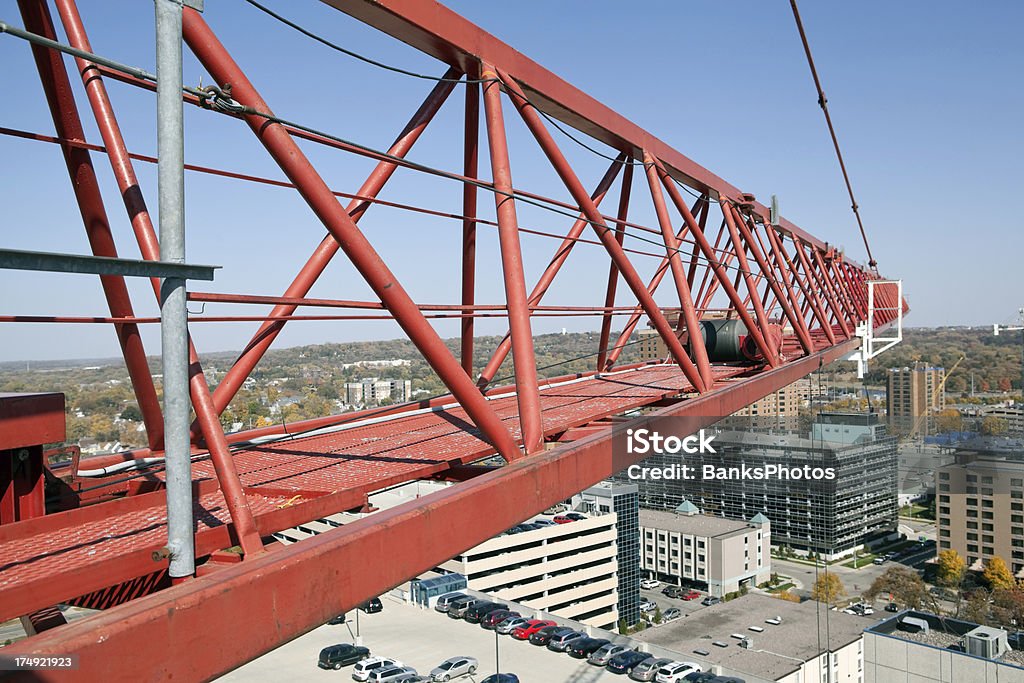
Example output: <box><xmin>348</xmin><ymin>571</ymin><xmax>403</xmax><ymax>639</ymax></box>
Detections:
<box><xmin>965</xmin><ymin>626</ymin><xmax>1010</xmax><ymax>660</ymax></box>
<box><xmin>739</xmin><ymin>637</ymin><xmax>753</xmax><ymax>649</ymax></box>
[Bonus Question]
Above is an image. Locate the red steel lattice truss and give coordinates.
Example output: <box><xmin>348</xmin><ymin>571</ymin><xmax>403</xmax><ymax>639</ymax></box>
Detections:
<box><xmin>0</xmin><ymin>0</ymin><xmax>906</xmax><ymax>680</ymax></box>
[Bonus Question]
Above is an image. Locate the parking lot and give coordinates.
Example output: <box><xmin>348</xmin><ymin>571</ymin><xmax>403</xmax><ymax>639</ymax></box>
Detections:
<box><xmin>638</xmin><ymin>583</ymin><xmax>712</xmax><ymax>624</ymax></box>
<box><xmin>220</xmin><ymin>594</ymin><xmax>657</xmax><ymax>683</ymax></box>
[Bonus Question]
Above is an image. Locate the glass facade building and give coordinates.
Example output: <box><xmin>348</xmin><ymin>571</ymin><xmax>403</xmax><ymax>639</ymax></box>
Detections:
<box><xmin>578</xmin><ymin>482</ymin><xmax>640</xmax><ymax>626</ymax></box>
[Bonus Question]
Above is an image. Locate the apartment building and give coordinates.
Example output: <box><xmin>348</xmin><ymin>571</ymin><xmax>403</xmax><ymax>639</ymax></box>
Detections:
<box><xmin>937</xmin><ymin>454</ymin><xmax>1024</xmax><ymax>574</ymax></box>
<box><xmin>887</xmin><ymin>363</ymin><xmax>945</xmax><ymax>437</ymax></box>
<box><xmin>639</xmin><ymin>503</ymin><xmax>771</xmax><ymax>597</ymax></box>
<box><xmin>439</xmin><ymin>511</ymin><xmax>621</xmax><ymax>629</ymax></box>
<box><xmin>343</xmin><ymin>377</ymin><xmax>412</xmax><ymax>406</ymax></box>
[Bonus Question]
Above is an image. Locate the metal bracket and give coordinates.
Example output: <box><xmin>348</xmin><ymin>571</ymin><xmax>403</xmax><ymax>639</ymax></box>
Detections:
<box><xmin>0</xmin><ymin>248</ymin><xmax>218</xmax><ymax>281</ymax></box>
<box><xmin>845</xmin><ymin>279</ymin><xmax>903</xmax><ymax>378</ymax></box>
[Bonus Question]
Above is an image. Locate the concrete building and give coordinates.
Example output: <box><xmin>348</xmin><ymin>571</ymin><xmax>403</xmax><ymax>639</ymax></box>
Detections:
<box><xmin>618</xmin><ymin>412</ymin><xmax>898</xmax><ymax>559</ymax></box>
<box><xmin>726</xmin><ymin>379</ymin><xmax>811</xmax><ymax>432</ymax></box>
<box><xmin>983</xmin><ymin>405</ymin><xmax>1024</xmax><ymax>435</ymax></box>
<box><xmin>639</xmin><ymin>503</ymin><xmax>771</xmax><ymax>597</ymax></box>
<box><xmin>864</xmin><ymin>611</ymin><xmax>1024</xmax><ymax>682</ymax></box>
<box><xmin>574</xmin><ymin>482</ymin><xmax>641</xmax><ymax>627</ymax></box>
<box><xmin>937</xmin><ymin>455</ymin><xmax>1024</xmax><ymax>575</ymax></box>
<box><xmin>439</xmin><ymin>511</ymin><xmax>622</xmax><ymax>629</ymax></box>
<box><xmin>635</xmin><ymin>593</ymin><xmax>867</xmax><ymax>683</ymax></box>
<box><xmin>343</xmin><ymin>377</ymin><xmax>411</xmax><ymax>406</ymax></box>
<box><xmin>887</xmin><ymin>363</ymin><xmax>945</xmax><ymax>437</ymax></box>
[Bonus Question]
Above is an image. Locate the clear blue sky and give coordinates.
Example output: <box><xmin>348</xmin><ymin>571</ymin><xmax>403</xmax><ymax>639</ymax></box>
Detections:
<box><xmin>1</xmin><ymin>0</ymin><xmax>1021</xmax><ymax>362</ymax></box>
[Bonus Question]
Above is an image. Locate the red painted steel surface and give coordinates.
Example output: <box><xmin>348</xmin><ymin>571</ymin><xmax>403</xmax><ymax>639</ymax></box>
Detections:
<box><xmin>0</xmin><ymin>393</ymin><xmax>65</xmax><ymax>451</ymax></box>
<box><xmin>0</xmin><ymin>0</ymin><xmax>907</xmax><ymax>676</ymax></box>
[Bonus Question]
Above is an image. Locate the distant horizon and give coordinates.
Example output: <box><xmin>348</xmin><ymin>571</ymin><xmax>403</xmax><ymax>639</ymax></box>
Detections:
<box><xmin>0</xmin><ymin>323</ymin><xmax>998</xmax><ymax>367</ymax></box>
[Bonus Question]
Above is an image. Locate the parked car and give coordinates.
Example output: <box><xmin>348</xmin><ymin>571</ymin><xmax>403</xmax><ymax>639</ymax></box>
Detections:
<box><xmin>629</xmin><ymin>657</ymin><xmax>673</xmax><ymax>682</ymax></box>
<box><xmin>480</xmin><ymin>675</ymin><xmax>519</xmax><ymax>683</ymax></box>
<box><xmin>607</xmin><ymin>650</ymin><xmax>651</xmax><ymax>674</ymax></box>
<box><xmin>369</xmin><ymin>666</ymin><xmax>418</xmax><ymax>683</ymax></box>
<box><xmin>447</xmin><ymin>597</ymin><xmax>478</xmax><ymax>619</ymax></box>
<box><xmin>663</xmin><ymin>607</ymin><xmax>682</xmax><ymax>621</ymax></box>
<box><xmin>394</xmin><ymin>675</ymin><xmax>431</xmax><ymax>683</ymax></box>
<box><xmin>529</xmin><ymin>625</ymin><xmax>570</xmax><ymax>646</ymax></box>
<box><xmin>681</xmin><ymin>674</ymin><xmax>720</xmax><ymax>683</ymax></box>
<box><xmin>885</xmin><ymin>602</ymin><xmax>899</xmax><ymax>613</ymax></box>
<box><xmin>565</xmin><ymin>512</ymin><xmax>587</xmax><ymax>521</ymax></box>
<box><xmin>317</xmin><ymin>644</ymin><xmax>370</xmax><ymax>670</ymax></box>
<box><xmin>589</xmin><ymin>643</ymin><xmax>629</xmax><ymax>666</ymax></box>
<box><xmin>682</xmin><ymin>590</ymin><xmax>701</xmax><ymax>601</ymax></box>
<box><xmin>553</xmin><ymin>515</ymin><xmax>574</xmax><ymax>524</ymax></box>
<box><xmin>567</xmin><ymin>637</ymin><xmax>610</xmax><ymax>658</ymax></box>
<box><xmin>327</xmin><ymin>613</ymin><xmax>348</xmax><ymax>625</ymax></box>
<box><xmin>434</xmin><ymin>592</ymin><xmax>467</xmax><ymax>613</ymax></box>
<box><xmin>429</xmin><ymin>656</ymin><xmax>478</xmax><ymax>681</ymax></box>
<box><xmin>354</xmin><ymin>657</ymin><xmax>402</xmax><ymax>681</ymax></box>
<box><xmin>547</xmin><ymin>630</ymin><xmax>587</xmax><ymax>652</ymax></box>
<box><xmin>481</xmin><ymin>609</ymin><xmax>519</xmax><ymax>629</ymax></box>
<box><xmin>640</xmin><ymin>599</ymin><xmax>657</xmax><ymax>613</ymax></box>
<box><xmin>360</xmin><ymin>597</ymin><xmax>383</xmax><ymax>613</ymax></box>
<box><xmin>655</xmin><ymin>661</ymin><xmax>703</xmax><ymax>683</ymax></box>
<box><xmin>662</xmin><ymin>585</ymin><xmax>683</xmax><ymax>598</ymax></box>
<box><xmin>872</xmin><ymin>557</ymin><xmax>886</xmax><ymax>565</ymax></box>
<box><xmin>512</xmin><ymin>619</ymin><xmax>556</xmax><ymax>640</ymax></box>
<box><xmin>641</xmin><ymin>578</ymin><xmax>661</xmax><ymax>590</ymax></box>
<box><xmin>533</xmin><ymin>519</ymin><xmax>557</xmax><ymax>527</ymax></box>
<box><xmin>464</xmin><ymin>602</ymin><xmax>507</xmax><ymax>624</ymax></box>
<box><xmin>496</xmin><ymin>616</ymin><xmax>530</xmax><ymax>635</ymax></box>
<box><xmin>700</xmin><ymin>596</ymin><xmax>720</xmax><ymax>606</ymax></box>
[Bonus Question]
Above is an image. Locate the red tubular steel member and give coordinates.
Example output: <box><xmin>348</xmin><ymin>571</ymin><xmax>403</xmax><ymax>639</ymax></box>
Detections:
<box><xmin>479</xmin><ymin>65</ymin><xmax>543</xmax><ymax>454</ymax></box>
<box><xmin>461</xmin><ymin>78</ymin><xmax>479</xmax><ymax>375</ymax></box>
<box><xmin>182</xmin><ymin>10</ymin><xmax>522</xmax><ymax>462</ymax></box>
<box><xmin>203</xmin><ymin>68</ymin><xmax>461</xmax><ymax>429</ymax></box>
<box><xmin>642</xmin><ymin>151</ymin><xmax>713</xmax><ymax>388</ymax></box>
<box><xmin>766</xmin><ymin>225</ymin><xmax>835</xmax><ymax>345</ymax></box>
<box><xmin>18</xmin><ymin>0</ymin><xmax>164</xmax><ymax>450</ymax></box>
<box><xmin>495</xmin><ymin>67</ymin><xmax>707</xmax><ymax>393</ymax></box>
<box><xmin>476</xmin><ymin>155</ymin><xmax>623</xmax><ymax>387</ymax></box>
<box><xmin>794</xmin><ymin>239</ymin><xmax>850</xmax><ymax>338</ymax></box>
<box><xmin>53</xmin><ymin>0</ymin><xmax>264</xmax><ymax>555</ymax></box>
<box><xmin>596</xmin><ymin>163</ymin><xmax>633</xmax><ymax>372</ymax></box>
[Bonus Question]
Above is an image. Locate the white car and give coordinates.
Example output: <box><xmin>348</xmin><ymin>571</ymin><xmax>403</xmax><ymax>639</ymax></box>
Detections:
<box><xmin>640</xmin><ymin>578</ymin><xmax>661</xmax><ymax>590</ymax></box>
<box><xmin>655</xmin><ymin>661</ymin><xmax>702</xmax><ymax>683</ymax></box>
<box><xmin>640</xmin><ymin>599</ymin><xmax>657</xmax><ymax>613</ymax></box>
<box><xmin>354</xmin><ymin>658</ymin><xmax>403</xmax><ymax>682</ymax></box>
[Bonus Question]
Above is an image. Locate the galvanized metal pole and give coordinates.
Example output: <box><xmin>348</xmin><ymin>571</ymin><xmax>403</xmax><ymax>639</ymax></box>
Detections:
<box><xmin>156</xmin><ymin>0</ymin><xmax>193</xmax><ymax>580</ymax></box>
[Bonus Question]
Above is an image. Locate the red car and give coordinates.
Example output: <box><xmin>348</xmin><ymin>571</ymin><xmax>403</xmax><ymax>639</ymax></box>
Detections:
<box><xmin>511</xmin><ymin>619</ymin><xmax>556</xmax><ymax>640</ymax></box>
<box><xmin>682</xmin><ymin>590</ymin><xmax>701</xmax><ymax>601</ymax></box>
<box><xmin>552</xmin><ymin>515</ymin><xmax>572</xmax><ymax>524</ymax></box>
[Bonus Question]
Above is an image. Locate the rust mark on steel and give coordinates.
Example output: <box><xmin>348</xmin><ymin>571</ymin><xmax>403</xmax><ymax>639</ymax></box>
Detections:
<box><xmin>10</xmin><ymin>340</ymin><xmax>860</xmax><ymax>682</ymax></box>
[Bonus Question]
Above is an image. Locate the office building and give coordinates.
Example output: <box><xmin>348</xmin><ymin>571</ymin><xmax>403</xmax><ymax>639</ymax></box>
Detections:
<box><xmin>864</xmin><ymin>611</ymin><xmax>1024</xmax><ymax>682</ymax></box>
<box><xmin>887</xmin><ymin>363</ymin><xmax>945</xmax><ymax>437</ymax></box>
<box><xmin>439</xmin><ymin>509</ymin><xmax>622</xmax><ymax>629</ymax></box>
<box><xmin>635</xmin><ymin>593</ymin><xmax>867</xmax><ymax>683</ymax></box>
<box><xmin>639</xmin><ymin>503</ymin><xmax>771</xmax><ymax>597</ymax></box>
<box><xmin>343</xmin><ymin>377</ymin><xmax>411</xmax><ymax>406</ymax></box>
<box><xmin>936</xmin><ymin>450</ymin><xmax>1024</xmax><ymax>575</ymax></box>
<box><xmin>619</xmin><ymin>412</ymin><xmax>898</xmax><ymax>559</ymax></box>
<box><xmin>726</xmin><ymin>379</ymin><xmax>811</xmax><ymax>432</ymax></box>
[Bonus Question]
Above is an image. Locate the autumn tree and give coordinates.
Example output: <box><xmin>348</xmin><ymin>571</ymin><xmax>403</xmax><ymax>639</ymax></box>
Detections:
<box><xmin>811</xmin><ymin>573</ymin><xmax>845</xmax><ymax>605</ymax></box>
<box><xmin>983</xmin><ymin>557</ymin><xmax>1016</xmax><ymax>590</ymax></box>
<box><xmin>935</xmin><ymin>409</ymin><xmax>963</xmax><ymax>434</ymax></box>
<box><xmin>999</xmin><ymin>378</ymin><xmax>1013</xmax><ymax>393</ymax></box>
<box><xmin>936</xmin><ymin>549</ymin><xmax>967</xmax><ymax>588</ymax></box>
<box><xmin>981</xmin><ymin>416</ymin><xmax>1007</xmax><ymax>436</ymax></box>
<box><xmin>865</xmin><ymin>566</ymin><xmax>935</xmax><ymax>610</ymax></box>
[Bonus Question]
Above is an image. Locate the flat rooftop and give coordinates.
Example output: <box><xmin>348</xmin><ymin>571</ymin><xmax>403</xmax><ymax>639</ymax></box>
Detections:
<box><xmin>634</xmin><ymin>593</ymin><xmax>866</xmax><ymax>681</ymax></box>
<box><xmin>867</xmin><ymin>611</ymin><xmax>1024</xmax><ymax>669</ymax></box>
<box><xmin>639</xmin><ymin>509</ymin><xmax>757</xmax><ymax>538</ymax></box>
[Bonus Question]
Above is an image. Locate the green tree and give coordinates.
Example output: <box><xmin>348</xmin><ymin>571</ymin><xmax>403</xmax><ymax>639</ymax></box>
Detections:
<box><xmin>865</xmin><ymin>566</ymin><xmax>935</xmax><ymax>611</ymax></box>
<box><xmin>811</xmin><ymin>573</ymin><xmax>845</xmax><ymax>605</ymax></box>
<box><xmin>119</xmin><ymin>405</ymin><xmax>143</xmax><ymax>422</ymax></box>
<box><xmin>984</xmin><ymin>557</ymin><xmax>1016</xmax><ymax>590</ymax></box>
<box><xmin>981</xmin><ymin>416</ymin><xmax>1008</xmax><ymax>436</ymax></box>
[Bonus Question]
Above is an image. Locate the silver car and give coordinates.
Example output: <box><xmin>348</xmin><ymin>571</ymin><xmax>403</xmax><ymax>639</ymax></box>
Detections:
<box><xmin>496</xmin><ymin>616</ymin><xmax>529</xmax><ymax>635</ymax></box>
<box><xmin>429</xmin><ymin>656</ymin><xmax>478</xmax><ymax>681</ymax></box>
<box><xmin>547</xmin><ymin>630</ymin><xmax>586</xmax><ymax>652</ymax></box>
<box><xmin>629</xmin><ymin>657</ymin><xmax>673</xmax><ymax>682</ymax></box>
<box><xmin>588</xmin><ymin>643</ymin><xmax>629</xmax><ymax>666</ymax></box>
<box><xmin>369</xmin><ymin>667</ymin><xmax>418</xmax><ymax>683</ymax></box>
<box><xmin>434</xmin><ymin>592</ymin><xmax>467</xmax><ymax>613</ymax></box>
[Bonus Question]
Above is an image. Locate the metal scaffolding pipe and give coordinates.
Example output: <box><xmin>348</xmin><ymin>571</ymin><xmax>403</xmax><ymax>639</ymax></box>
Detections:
<box><xmin>156</xmin><ymin>0</ymin><xmax>193</xmax><ymax>580</ymax></box>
